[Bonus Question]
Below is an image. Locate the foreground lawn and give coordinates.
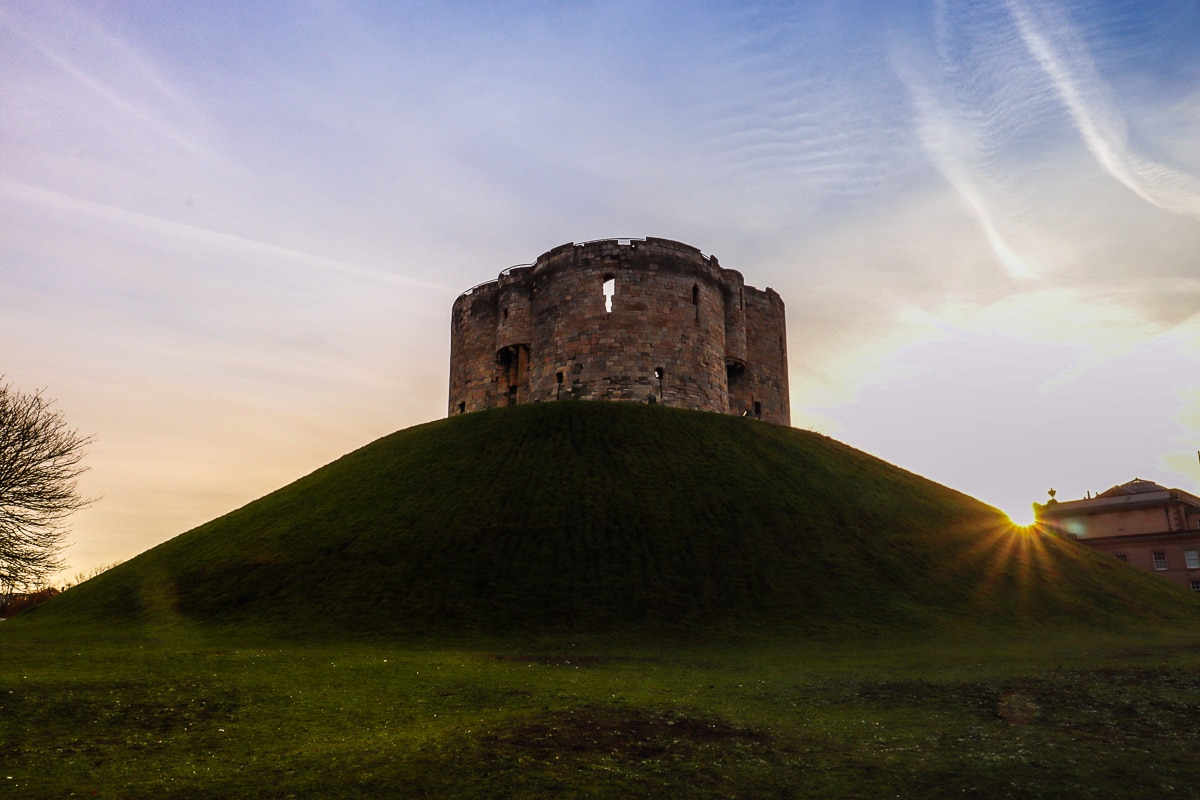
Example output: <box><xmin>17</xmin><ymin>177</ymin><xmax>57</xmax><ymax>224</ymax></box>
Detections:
<box><xmin>4</xmin><ymin>624</ymin><xmax>1200</xmax><ymax>799</ymax></box>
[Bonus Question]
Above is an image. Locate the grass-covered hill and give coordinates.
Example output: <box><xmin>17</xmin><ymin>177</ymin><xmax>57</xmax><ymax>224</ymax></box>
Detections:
<box><xmin>37</xmin><ymin>402</ymin><xmax>1200</xmax><ymax>637</ymax></box>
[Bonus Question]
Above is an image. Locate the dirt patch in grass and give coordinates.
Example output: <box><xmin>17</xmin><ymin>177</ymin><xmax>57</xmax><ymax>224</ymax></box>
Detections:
<box><xmin>481</xmin><ymin>704</ymin><xmax>773</xmax><ymax>760</ymax></box>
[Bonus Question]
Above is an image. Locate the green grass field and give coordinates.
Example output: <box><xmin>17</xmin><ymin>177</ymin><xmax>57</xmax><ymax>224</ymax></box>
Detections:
<box><xmin>8</xmin><ymin>402</ymin><xmax>1200</xmax><ymax>796</ymax></box>
<box><xmin>4</xmin><ymin>622</ymin><xmax>1200</xmax><ymax>798</ymax></box>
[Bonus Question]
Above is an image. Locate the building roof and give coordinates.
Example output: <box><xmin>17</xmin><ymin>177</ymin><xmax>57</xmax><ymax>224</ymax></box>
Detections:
<box><xmin>1097</xmin><ymin>478</ymin><xmax>1170</xmax><ymax>498</ymax></box>
<box><xmin>1036</xmin><ymin>479</ymin><xmax>1200</xmax><ymax>523</ymax></box>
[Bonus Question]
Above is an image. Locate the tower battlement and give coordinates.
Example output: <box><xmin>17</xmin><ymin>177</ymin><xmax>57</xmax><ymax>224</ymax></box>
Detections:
<box><xmin>448</xmin><ymin>237</ymin><xmax>789</xmax><ymax>424</ymax></box>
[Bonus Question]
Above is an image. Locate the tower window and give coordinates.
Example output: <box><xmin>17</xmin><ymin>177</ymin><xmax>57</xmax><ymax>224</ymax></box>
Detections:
<box><xmin>692</xmin><ymin>284</ymin><xmax>699</xmax><ymax>305</ymax></box>
<box><xmin>603</xmin><ymin>276</ymin><xmax>615</xmax><ymax>313</ymax></box>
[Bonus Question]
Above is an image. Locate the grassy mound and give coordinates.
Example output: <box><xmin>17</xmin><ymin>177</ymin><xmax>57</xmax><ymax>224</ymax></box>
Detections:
<box><xmin>36</xmin><ymin>402</ymin><xmax>1200</xmax><ymax>637</ymax></box>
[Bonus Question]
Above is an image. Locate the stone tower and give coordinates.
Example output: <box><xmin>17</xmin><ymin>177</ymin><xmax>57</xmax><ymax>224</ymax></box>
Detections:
<box><xmin>448</xmin><ymin>237</ymin><xmax>789</xmax><ymax>425</ymax></box>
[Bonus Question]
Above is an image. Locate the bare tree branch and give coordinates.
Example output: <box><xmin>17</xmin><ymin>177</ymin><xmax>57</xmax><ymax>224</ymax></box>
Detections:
<box><xmin>0</xmin><ymin>378</ymin><xmax>94</xmax><ymax>593</ymax></box>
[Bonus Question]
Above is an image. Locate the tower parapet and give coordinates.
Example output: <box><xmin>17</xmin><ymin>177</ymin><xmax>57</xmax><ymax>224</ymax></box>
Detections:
<box><xmin>448</xmin><ymin>238</ymin><xmax>789</xmax><ymax>424</ymax></box>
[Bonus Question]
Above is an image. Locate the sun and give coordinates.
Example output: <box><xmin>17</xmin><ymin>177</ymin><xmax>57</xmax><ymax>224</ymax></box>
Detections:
<box><xmin>1005</xmin><ymin>504</ymin><xmax>1037</xmax><ymax>528</ymax></box>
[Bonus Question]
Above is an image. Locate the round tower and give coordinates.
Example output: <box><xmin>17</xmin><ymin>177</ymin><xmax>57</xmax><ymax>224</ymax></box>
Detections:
<box><xmin>447</xmin><ymin>238</ymin><xmax>790</xmax><ymax>425</ymax></box>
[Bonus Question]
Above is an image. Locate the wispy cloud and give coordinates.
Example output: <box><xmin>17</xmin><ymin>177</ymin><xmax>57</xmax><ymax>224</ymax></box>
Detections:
<box><xmin>1008</xmin><ymin>0</ymin><xmax>1200</xmax><ymax>219</ymax></box>
<box><xmin>0</xmin><ymin>179</ymin><xmax>453</xmax><ymax>294</ymax></box>
<box><xmin>892</xmin><ymin>0</ymin><xmax>1066</xmax><ymax>282</ymax></box>
<box><xmin>0</xmin><ymin>3</ymin><xmax>224</xmax><ymax>167</ymax></box>
<box><xmin>899</xmin><ymin>69</ymin><xmax>1039</xmax><ymax>281</ymax></box>
<box><xmin>685</xmin><ymin>5</ymin><xmax>917</xmax><ymax>226</ymax></box>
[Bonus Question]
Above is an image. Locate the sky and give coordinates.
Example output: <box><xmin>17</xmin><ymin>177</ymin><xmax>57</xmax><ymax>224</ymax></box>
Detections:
<box><xmin>3</xmin><ymin>0</ymin><xmax>1200</xmax><ymax>581</ymax></box>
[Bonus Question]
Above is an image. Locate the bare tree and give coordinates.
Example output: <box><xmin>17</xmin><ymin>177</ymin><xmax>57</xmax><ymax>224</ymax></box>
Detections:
<box><xmin>0</xmin><ymin>379</ymin><xmax>93</xmax><ymax>593</ymax></box>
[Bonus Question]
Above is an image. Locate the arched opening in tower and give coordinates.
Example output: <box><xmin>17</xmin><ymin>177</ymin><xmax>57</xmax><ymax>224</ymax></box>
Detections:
<box><xmin>726</xmin><ymin>358</ymin><xmax>748</xmax><ymax>415</ymax></box>
<box><xmin>496</xmin><ymin>344</ymin><xmax>529</xmax><ymax>405</ymax></box>
<box><xmin>602</xmin><ymin>276</ymin><xmax>615</xmax><ymax>313</ymax></box>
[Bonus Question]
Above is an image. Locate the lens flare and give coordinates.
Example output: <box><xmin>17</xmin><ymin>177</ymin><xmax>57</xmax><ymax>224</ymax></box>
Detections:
<box><xmin>1006</xmin><ymin>505</ymin><xmax>1037</xmax><ymax>528</ymax></box>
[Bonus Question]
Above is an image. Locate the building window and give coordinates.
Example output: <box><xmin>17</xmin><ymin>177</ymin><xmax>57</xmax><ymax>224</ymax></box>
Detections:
<box><xmin>1115</xmin><ymin>553</ymin><xmax>1127</xmax><ymax>562</ymax></box>
<box><xmin>1153</xmin><ymin>551</ymin><xmax>1168</xmax><ymax>571</ymax></box>
<box><xmin>603</xmin><ymin>276</ymin><xmax>615</xmax><ymax>313</ymax></box>
<box><xmin>1191</xmin><ymin>581</ymin><xmax>1200</xmax><ymax>592</ymax></box>
<box><xmin>1186</xmin><ymin>550</ymin><xmax>1200</xmax><ymax>569</ymax></box>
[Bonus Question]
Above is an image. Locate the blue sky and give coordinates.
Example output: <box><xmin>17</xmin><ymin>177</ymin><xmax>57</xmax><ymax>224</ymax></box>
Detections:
<box><xmin>3</xmin><ymin>0</ymin><xmax>1199</xmax><ymax>578</ymax></box>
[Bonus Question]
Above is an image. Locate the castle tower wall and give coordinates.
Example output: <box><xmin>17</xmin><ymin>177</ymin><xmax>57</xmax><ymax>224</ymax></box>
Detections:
<box><xmin>526</xmin><ymin>239</ymin><xmax>729</xmax><ymax>410</ymax></box>
<box><xmin>448</xmin><ymin>238</ymin><xmax>790</xmax><ymax>425</ymax></box>
<box><xmin>494</xmin><ymin>266</ymin><xmax>534</xmax><ymax>405</ymax></box>
<box><xmin>448</xmin><ymin>281</ymin><xmax>500</xmax><ymax>414</ymax></box>
<box><xmin>739</xmin><ymin>287</ymin><xmax>790</xmax><ymax>424</ymax></box>
<box><xmin>721</xmin><ymin>268</ymin><xmax>747</xmax><ymax>367</ymax></box>
<box><xmin>495</xmin><ymin>266</ymin><xmax>533</xmax><ymax>350</ymax></box>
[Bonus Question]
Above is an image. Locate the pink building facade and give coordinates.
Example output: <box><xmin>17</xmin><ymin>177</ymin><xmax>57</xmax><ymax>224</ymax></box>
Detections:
<box><xmin>1035</xmin><ymin>479</ymin><xmax>1200</xmax><ymax>592</ymax></box>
